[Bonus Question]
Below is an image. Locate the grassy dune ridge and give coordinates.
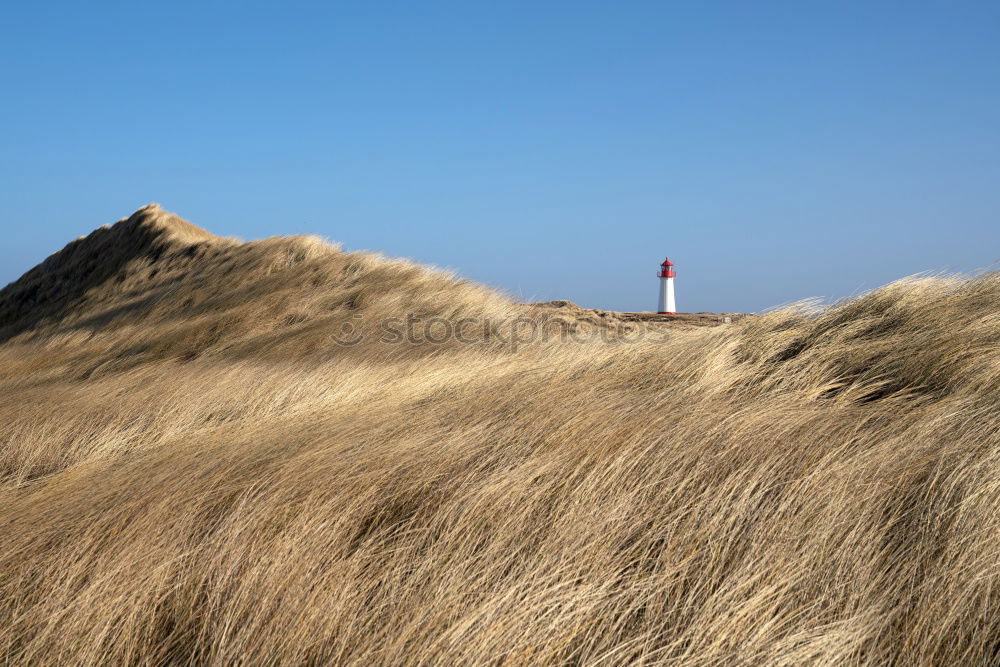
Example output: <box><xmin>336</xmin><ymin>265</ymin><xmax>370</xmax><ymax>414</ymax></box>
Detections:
<box><xmin>0</xmin><ymin>206</ymin><xmax>997</xmax><ymax>664</ymax></box>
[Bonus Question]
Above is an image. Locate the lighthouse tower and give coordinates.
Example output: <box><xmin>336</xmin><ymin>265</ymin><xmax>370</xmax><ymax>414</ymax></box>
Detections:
<box><xmin>657</xmin><ymin>257</ymin><xmax>676</xmax><ymax>314</ymax></box>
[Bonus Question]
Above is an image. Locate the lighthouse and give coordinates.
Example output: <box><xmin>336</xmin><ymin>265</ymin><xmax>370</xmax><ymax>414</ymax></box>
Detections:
<box><xmin>657</xmin><ymin>257</ymin><xmax>676</xmax><ymax>314</ymax></box>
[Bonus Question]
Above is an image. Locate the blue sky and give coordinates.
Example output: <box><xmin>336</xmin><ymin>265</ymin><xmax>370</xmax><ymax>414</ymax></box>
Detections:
<box><xmin>2</xmin><ymin>1</ymin><xmax>998</xmax><ymax>312</ymax></box>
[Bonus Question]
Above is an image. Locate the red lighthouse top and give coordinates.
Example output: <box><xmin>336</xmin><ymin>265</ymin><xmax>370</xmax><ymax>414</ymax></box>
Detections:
<box><xmin>658</xmin><ymin>257</ymin><xmax>675</xmax><ymax>278</ymax></box>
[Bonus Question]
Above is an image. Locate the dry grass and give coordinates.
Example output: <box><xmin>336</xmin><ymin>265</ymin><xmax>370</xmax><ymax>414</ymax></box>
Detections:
<box><xmin>0</xmin><ymin>206</ymin><xmax>997</xmax><ymax>665</ymax></box>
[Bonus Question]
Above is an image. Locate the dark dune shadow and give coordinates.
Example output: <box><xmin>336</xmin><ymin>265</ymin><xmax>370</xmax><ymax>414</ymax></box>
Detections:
<box><xmin>0</xmin><ymin>206</ymin><xmax>212</xmax><ymax>344</ymax></box>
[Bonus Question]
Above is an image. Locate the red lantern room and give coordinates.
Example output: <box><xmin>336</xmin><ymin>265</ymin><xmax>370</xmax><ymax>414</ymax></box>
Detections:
<box><xmin>658</xmin><ymin>257</ymin><xmax>675</xmax><ymax>278</ymax></box>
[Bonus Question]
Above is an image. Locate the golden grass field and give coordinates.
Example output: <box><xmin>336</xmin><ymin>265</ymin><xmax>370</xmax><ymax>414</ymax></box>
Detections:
<box><xmin>0</xmin><ymin>205</ymin><xmax>997</xmax><ymax>665</ymax></box>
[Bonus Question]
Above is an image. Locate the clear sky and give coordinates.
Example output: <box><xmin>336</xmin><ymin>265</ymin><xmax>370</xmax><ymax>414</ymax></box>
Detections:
<box><xmin>2</xmin><ymin>1</ymin><xmax>998</xmax><ymax>313</ymax></box>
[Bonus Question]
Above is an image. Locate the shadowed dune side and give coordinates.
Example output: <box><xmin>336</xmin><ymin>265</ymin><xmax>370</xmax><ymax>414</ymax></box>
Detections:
<box><xmin>0</xmin><ymin>205</ymin><xmax>227</xmax><ymax>341</ymax></box>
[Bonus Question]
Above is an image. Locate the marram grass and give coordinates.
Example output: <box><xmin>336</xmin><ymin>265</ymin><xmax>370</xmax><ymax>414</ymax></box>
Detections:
<box><xmin>0</xmin><ymin>206</ymin><xmax>997</xmax><ymax>665</ymax></box>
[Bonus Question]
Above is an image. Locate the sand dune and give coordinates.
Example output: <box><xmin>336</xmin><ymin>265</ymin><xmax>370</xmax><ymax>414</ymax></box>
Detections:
<box><xmin>0</xmin><ymin>206</ymin><xmax>997</xmax><ymax>665</ymax></box>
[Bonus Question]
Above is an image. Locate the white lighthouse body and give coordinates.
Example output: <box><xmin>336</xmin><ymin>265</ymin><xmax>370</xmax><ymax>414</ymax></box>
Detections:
<box><xmin>657</xmin><ymin>257</ymin><xmax>676</xmax><ymax>314</ymax></box>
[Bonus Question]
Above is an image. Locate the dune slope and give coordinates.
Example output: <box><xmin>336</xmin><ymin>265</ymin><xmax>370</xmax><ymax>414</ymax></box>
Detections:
<box><xmin>0</xmin><ymin>207</ymin><xmax>997</xmax><ymax>665</ymax></box>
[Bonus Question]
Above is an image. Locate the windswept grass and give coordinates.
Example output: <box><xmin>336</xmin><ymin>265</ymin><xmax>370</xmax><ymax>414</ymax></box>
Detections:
<box><xmin>0</xmin><ymin>207</ymin><xmax>997</xmax><ymax>665</ymax></box>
